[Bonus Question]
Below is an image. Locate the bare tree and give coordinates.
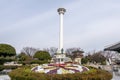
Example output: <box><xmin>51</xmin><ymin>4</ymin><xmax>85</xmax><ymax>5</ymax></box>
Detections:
<box><xmin>97</xmin><ymin>51</ymin><xmax>118</xmax><ymax>59</ymax></box>
<box><xmin>65</xmin><ymin>47</ymin><xmax>84</xmax><ymax>60</ymax></box>
<box><xmin>21</xmin><ymin>47</ymin><xmax>38</xmax><ymax>57</ymax></box>
<box><xmin>90</xmin><ymin>52</ymin><xmax>106</xmax><ymax>63</ymax></box>
<box><xmin>43</xmin><ymin>47</ymin><xmax>58</xmax><ymax>56</ymax></box>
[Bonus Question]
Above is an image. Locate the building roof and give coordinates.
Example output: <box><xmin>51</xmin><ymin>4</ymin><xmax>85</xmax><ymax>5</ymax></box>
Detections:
<box><xmin>104</xmin><ymin>42</ymin><xmax>120</xmax><ymax>53</ymax></box>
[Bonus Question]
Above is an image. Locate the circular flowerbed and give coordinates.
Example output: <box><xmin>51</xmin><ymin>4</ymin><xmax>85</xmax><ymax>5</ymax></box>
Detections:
<box><xmin>31</xmin><ymin>63</ymin><xmax>89</xmax><ymax>74</ymax></box>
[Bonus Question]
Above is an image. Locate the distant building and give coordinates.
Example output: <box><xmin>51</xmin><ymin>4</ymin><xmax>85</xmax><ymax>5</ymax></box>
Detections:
<box><xmin>74</xmin><ymin>57</ymin><xmax>82</xmax><ymax>64</ymax></box>
<box><xmin>104</xmin><ymin>42</ymin><xmax>120</xmax><ymax>64</ymax></box>
<box><xmin>104</xmin><ymin>42</ymin><xmax>120</xmax><ymax>53</ymax></box>
<box><xmin>73</xmin><ymin>51</ymin><xmax>83</xmax><ymax>65</ymax></box>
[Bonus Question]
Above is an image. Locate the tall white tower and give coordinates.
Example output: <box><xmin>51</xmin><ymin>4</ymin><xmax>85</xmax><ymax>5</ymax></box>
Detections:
<box><xmin>57</xmin><ymin>8</ymin><xmax>66</xmax><ymax>53</ymax></box>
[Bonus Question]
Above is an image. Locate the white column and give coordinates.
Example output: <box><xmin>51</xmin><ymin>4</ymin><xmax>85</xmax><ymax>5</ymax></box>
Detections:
<box><xmin>59</xmin><ymin>13</ymin><xmax>63</xmax><ymax>52</ymax></box>
<box><xmin>57</xmin><ymin>8</ymin><xmax>66</xmax><ymax>54</ymax></box>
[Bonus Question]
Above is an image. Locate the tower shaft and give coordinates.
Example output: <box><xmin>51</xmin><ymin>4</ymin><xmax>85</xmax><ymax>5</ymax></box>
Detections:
<box><xmin>59</xmin><ymin>13</ymin><xmax>63</xmax><ymax>52</ymax></box>
<box><xmin>57</xmin><ymin>8</ymin><xmax>66</xmax><ymax>53</ymax></box>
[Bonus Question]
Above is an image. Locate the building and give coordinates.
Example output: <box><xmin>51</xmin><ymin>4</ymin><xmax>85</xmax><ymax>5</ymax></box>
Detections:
<box><xmin>73</xmin><ymin>51</ymin><xmax>83</xmax><ymax>64</ymax></box>
<box><xmin>104</xmin><ymin>42</ymin><xmax>120</xmax><ymax>53</ymax></box>
<box><xmin>104</xmin><ymin>42</ymin><xmax>120</xmax><ymax>64</ymax></box>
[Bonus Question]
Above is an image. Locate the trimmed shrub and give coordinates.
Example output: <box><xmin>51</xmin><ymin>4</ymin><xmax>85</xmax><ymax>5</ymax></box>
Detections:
<box><xmin>0</xmin><ymin>56</ymin><xmax>15</xmax><ymax>64</ymax></box>
<box><xmin>0</xmin><ymin>65</ymin><xmax>4</xmax><ymax>71</ymax></box>
<box><xmin>0</xmin><ymin>44</ymin><xmax>16</xmax><ymax>57</ymax></box>
<box><xmin>9</xmin><ymin>67</ymin><xmax>112</xmax><ymax>80</ymax></box>
<box><xmin>34</xmin><ymin>51</ymin><xmax>51</xmax><ymax>60</ymax></box>
<box><xmin>0</xmin><ymin>65</ymin><xmax>18</xmax><ymax>71</ymax></box>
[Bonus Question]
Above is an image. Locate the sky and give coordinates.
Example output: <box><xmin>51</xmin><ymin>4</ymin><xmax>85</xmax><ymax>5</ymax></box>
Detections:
<box><xmin>0</xmin><ymin>0</ymin><xmax>120</xmax><ymax>53</ymax></box>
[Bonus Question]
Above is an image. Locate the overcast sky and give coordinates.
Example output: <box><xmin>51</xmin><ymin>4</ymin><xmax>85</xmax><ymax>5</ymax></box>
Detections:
<box><xmin>0</xmin><ymin>0</ymin><xmax>120</xmax><ymax>53</ymax></box>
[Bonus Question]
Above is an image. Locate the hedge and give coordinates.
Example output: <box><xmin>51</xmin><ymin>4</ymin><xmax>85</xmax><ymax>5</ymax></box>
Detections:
<box><xmin>0</xmin><ymin>65</ymin><xmax>18</xmax><ymax>71</ymax></box>
<box><xmin>9</xmin><ymin>67</ymin><xmax>112</xmax><ymax>80</ymax></box>
<box><xmin>0</xmin><ymin>57</ymin><xmax>15</xmax><ymax>65</ymax></box>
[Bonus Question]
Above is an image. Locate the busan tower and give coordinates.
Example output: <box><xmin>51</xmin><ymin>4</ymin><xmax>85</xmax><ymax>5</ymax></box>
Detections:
<box><xmin>53</xmin><ymin>8</ymin><xmax>66</xmax><ymax>64</ymax></box>
<box><xmin>57</xmin><ymin>8</ymin><xmax>66</xmax><ymax>54</ymax></box>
